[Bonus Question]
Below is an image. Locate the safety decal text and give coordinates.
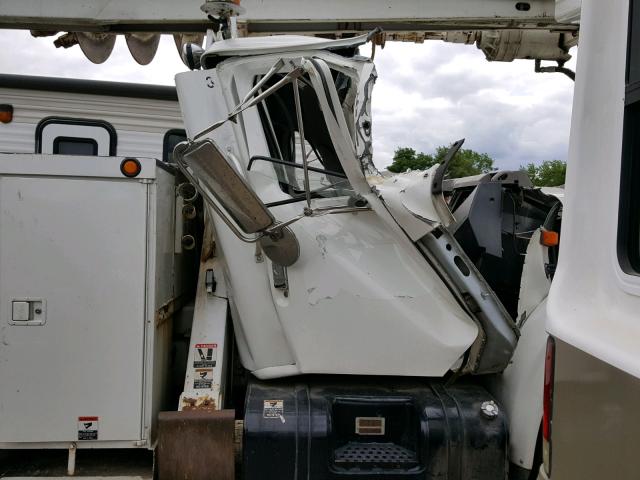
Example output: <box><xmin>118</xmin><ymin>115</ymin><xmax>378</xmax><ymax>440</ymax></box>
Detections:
<box><xmin>193</xmin><ymin>343</ymin><xmax>217</xmax><ymax>368</ymax></box>
<box><xmin>263</xmin><ymin>400</ymin><xmax>284</xmax><ymax>419</ymax></box>
<box><xmin>194</xmin><ymin>368</ymin><xmax>213</xmax><ymax>389</ymax></box>
<box><xmin>77</xmin><ymin>416</ymin><xmax>99</xmax><ymax>440</ymax></box>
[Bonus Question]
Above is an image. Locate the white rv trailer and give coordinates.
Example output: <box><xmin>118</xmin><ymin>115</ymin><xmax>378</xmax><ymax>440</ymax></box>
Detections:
<box><xmin>0</xmin><ymin>74</ymin><xmax>185</xmax><ymax>161</ymax></box>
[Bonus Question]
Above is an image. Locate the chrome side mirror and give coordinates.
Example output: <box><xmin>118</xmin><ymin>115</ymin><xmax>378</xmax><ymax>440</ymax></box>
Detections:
<box><xmin>180</xmin><ymin>43</ymin><xmax>204</xmax><ymax>70</ymax></box>
<box><xmin>174</xmin><ymin>139</ymin><xmax>300</xmax><ymax>266</ymax></box>
<box><xmin>176</xmin><ymin>139</ymin><xmax>274</xmax><ymax>234</ymax></box>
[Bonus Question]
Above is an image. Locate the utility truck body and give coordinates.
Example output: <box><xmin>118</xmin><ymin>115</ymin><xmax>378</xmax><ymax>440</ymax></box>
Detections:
<box><xmin>0</xmin><ymin>154</ymin><xmax>177</xmax><ymax>447</ymax></box>
<box><xmin>0</xmin><ymin>2</ymin><xmax>580</xmax><ymax>478</ymax></box>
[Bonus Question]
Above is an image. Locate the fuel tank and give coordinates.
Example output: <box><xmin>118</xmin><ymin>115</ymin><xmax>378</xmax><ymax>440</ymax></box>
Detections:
<box><xmin>243</xmin><ymin>378</ymin><xmax>508</xmax><ymax>480</ymax></box>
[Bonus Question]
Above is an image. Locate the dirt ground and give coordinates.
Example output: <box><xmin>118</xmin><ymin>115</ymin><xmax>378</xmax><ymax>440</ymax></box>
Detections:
<box><xmin>0</xmin><ymin>449</ymin><xmax>152</xmax><ymax>478</ymax></box>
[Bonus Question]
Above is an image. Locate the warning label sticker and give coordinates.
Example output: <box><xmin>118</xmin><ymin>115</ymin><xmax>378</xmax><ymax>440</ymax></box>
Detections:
<box><xmin>194</xmin><ymin>368</ymin><xmax>213</xmax><ymax>389</ymax></box>
<box><xmin>193</xmin><ymin>343</ymin><xmax>217</xmax><ymax>368</ymax></box>
<box><xmin>77</xmin><ymin>416</ymin><xmax>99</xmax><ymax>441</ymax></box>
<box><xmin>263</xmin><ymin>400</ymin><xmax>284</xmax><ymax>419</ymax></box>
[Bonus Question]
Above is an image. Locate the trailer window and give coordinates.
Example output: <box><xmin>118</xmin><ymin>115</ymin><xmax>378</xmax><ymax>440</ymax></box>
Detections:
<box><xmin>53</xmin><ymin>136</ymin><xmax>98</xmax><ymax>156</ymax></box>
<box><xmin>163</xmin><ymin>129</ymin><xmax>187</xmax><ymax>163</ymax></box>
<box><xmin>619</xmin><ymin>0</ymin><xmax>640</xmax><ymax>273</ymax></box>
<box><xmin>35</xmin><ymin>117</ymin><xmax>117</xmax><ymax>156</ymax></box>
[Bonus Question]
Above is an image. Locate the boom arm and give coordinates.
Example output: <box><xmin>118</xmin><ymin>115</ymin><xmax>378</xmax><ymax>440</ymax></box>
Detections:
<box><xmin>0</xmin><ymin>0</ymin><xmax>579</xmax><ymax>66</ymax></box>
<box><xmin>0</xmin><ymin>0</ymin><xmax>577</xmax><ymax>33</ymax></box>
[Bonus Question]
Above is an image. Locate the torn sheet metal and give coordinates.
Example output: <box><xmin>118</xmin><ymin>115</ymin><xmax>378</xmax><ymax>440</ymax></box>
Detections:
<box><xmin>373</xmin><ymin>169</ymin><xmax>440</xmax><ymax>241</ymax></box>
<box><xmin>201</xmin><ymin>32</ymin><xmax>376</xmax><ymax>66</ymax></box>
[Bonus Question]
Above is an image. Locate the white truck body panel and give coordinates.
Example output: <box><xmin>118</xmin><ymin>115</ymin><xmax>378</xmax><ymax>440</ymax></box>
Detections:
<box><xmin>489</xmin><ymin>229</ymin><xmax>553</xmax><ymax>469</ymax></box>
<box><xmin>547</xmin><ymin>0</ymin><xmax>640</xmax><ymax>378</ymax></box>
<box><xmin>0</xmin><ymin>154</ymin><xmax>177</xmax><ymax>447</ymax></box>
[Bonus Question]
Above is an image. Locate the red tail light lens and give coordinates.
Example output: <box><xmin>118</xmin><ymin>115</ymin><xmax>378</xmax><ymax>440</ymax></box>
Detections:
<box><xmin>542</xmin><ymin>336</ymin><xmax>555</xmax><ymax>475</ymax></box>
<box><xmin>0</xmin><ymin>104</ymin><xmax>13</xmax><ymax>123</ymax></box>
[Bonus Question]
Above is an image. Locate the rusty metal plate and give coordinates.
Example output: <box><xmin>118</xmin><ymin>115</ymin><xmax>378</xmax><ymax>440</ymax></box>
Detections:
<box><xmin>156</xmin><ymin>409</ymin><xmax>235</xmax><ymax>480</ymax></box>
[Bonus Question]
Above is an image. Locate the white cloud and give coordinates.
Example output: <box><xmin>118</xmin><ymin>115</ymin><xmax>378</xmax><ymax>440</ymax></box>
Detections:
<box><xmin>366</xmin><ymin>41</ymin><xmax>576</xmax><ymax>170</ymax></box>
<box><xmin>0</xmin><ymin>30</ymin><xmax>185</xmax><ymax>84</ymax></box>
<box><xmin>0</xmin><ymin>30</ymin><xmax>575</xmax><ymax>170</ymax></box>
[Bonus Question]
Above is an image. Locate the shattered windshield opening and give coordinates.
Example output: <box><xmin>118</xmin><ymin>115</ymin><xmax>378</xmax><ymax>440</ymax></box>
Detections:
<box><xmin>255</xmin><ymin>72</ymin><xmax>354</xmax><ymax>200</ymax></box>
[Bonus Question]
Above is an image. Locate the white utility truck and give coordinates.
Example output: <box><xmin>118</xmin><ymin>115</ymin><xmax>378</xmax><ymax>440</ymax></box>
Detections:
<box><xmin>0</xmin><ymin>1</ymin><xmax>579</xmax><ymax>479</ymax></box>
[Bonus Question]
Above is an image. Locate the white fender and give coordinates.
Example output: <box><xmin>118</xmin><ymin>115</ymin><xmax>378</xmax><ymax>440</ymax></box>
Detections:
<box><xmin>488</xmin><ymin>229</ymin><xmax>551</xmax><ymax>469</ymax></box>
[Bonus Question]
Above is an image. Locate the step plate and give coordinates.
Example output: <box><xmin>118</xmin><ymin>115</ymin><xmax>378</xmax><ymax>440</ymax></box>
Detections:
<box><xmin>334</xmin><ymin>442</ymin><xmax>418</xmax><ymax>469</ymax></box>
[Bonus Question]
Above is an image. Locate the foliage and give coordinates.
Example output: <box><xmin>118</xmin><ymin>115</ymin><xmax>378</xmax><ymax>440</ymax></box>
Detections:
<box><xmin>387</xmin><ymin>144</ymin><xmax>495</xmax><ymax>178</ymax></box>
<box><xmin>433</xmin><ymin>146</ymin><xmax>494</xmax><ymax>179</ymax></box>
<box><xmin>386</xmin><ymin>148</ymin><xmax>434</xmax><ymax>173</ymax></box>
<box><xmin>387</xmin><ymin>144</ymin><xmax>566</xmax><ymax>186</ymax></box>
<box><xmin>522</xmin><ymin>160</ymin><xmax>566</xmax><ymax>187</ymax></box>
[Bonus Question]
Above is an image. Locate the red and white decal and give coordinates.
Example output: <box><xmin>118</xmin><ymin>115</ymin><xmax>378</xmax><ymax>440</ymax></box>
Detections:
<box><xmin>77</xmin><ymin>416</ymin><xmax>99</xmax><ymax>440</ymax></box>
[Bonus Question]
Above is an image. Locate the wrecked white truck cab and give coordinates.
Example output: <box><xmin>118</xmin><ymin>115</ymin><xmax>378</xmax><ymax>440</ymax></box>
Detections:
<box><xmin>173</xmin><ymin>32</ymin><xmax>562</xmax><ymax>478</ymax></box>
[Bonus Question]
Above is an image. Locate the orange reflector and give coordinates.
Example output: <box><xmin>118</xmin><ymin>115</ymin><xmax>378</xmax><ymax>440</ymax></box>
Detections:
<box><xmin>120</xmin><ymin>158</ymin><xmax>142</xmax><ymax>177</ymax></box>
<box><xmin>541</xmin><ymin>229</ymin><xmax>559</xmax><ymax>247</ymax></box>
<box><xmin>0</xmin><ymin>104</ymin><xmax>13</xmax><ymax>123</ymax></box>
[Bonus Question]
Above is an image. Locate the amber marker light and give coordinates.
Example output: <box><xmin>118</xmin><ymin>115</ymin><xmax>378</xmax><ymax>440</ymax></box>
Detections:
<box><xmin>540</xmin><ymin>229</ymin><xmax>559</xmax><ymax>247</ymax></box>
<box><xmin>120</xmin><ymin>158</ymin><xmax>142</xmax><ymax>177</ymax></box>
<box><xmin>0</xmin><ymin>104</ymin><xmax>14</xmax><ymax>123</ymax></box>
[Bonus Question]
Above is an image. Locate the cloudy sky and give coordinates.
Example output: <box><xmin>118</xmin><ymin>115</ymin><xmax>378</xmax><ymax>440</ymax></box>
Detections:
<box><xmin>0</xmin><ymin>30</ymin><xmax>575</xmax><ymax>170</ymax></box>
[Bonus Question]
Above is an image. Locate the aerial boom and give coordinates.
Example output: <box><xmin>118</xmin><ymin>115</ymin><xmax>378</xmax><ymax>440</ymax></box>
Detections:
<box><xmin>0</xmin><ymin>0</ymin><xmax>578</xmax><ymax>33</ymax></box>
<box><xmin>0</xmin><ymin>0</ymin><xmax>579</xmax><ymax>66</ymax></box>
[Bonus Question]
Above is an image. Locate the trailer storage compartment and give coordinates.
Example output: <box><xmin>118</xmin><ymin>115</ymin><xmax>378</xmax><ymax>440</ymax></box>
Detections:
<box><xmin>0</xmin><ymin>154</ymin><xmax>179</xmax><ymax>448</ymax></box>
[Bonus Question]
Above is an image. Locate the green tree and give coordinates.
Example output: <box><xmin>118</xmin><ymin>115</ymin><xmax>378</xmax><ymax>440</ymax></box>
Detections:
<box><xmin>522</xmin><ymin>160</ymin><xmax>566</xmax><ymax>187</ymax></box>
<box><xmin>433</xmin><ymin>146</ymin><xmax>494</xmax><ymax>178</ymax></box>
<box><xmin>387</xmin><ymin>144</ymin><xmax>495</xmax><ymax>178</ymax></box>
<box><xmin>387</xmin><ymin>147</ymin><xmax>436</xmax><ymax>173</ymax></box>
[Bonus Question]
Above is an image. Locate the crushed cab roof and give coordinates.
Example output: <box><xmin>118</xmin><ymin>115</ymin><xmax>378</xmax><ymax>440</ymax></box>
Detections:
<box><xmin>201</xmin><ymin>32</ymin><xmax>373</xmax><ymax>66</ymax></box>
